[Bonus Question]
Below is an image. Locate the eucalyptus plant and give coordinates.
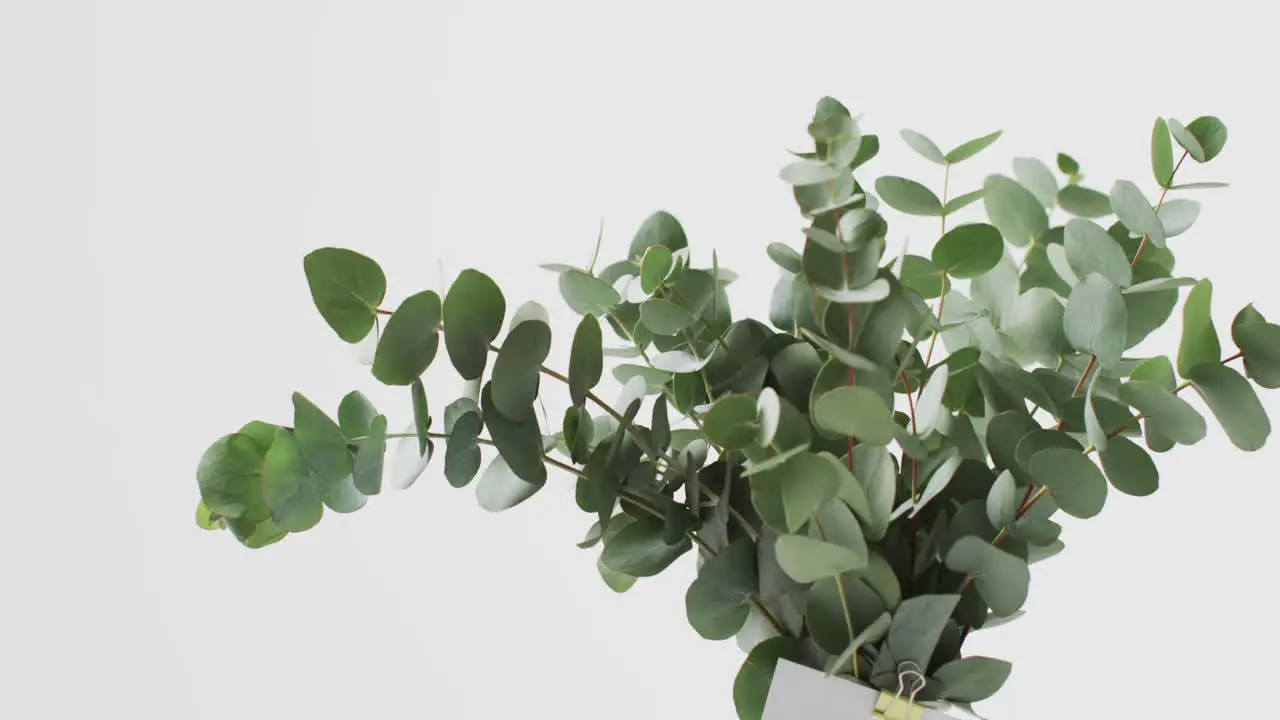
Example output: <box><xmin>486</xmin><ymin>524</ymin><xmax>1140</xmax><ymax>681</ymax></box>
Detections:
<box><xmin>193</xmin><ymin>98</ymin><xmax>1279</xmax><ymax>719</ymax></box>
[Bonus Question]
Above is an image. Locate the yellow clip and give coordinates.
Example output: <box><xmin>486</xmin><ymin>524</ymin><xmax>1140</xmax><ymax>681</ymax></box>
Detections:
<box><xmin>872</xmin><ymin>689</ymin><xmax>924</xmax><ymax>720</ymax></box>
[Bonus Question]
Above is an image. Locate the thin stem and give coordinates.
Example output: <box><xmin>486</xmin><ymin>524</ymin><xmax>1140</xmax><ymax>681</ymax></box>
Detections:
<box><xmin>940</xmin><ymin>162</ymin><xmax>952</xmax><ymax>235</ymax></box>
<box><xmin>921</xmin><ymin>289</ymin><xmax>947</xmax><ymax>370</ymax></box>
<box><xmin>1131</xmin><ymin>151</ymin><xmax>1188</xmax><ymax>269</ymax></box>
<box><xmin>813</xmin><ymin>515</ymin><xmax>859</xmax><ymax>677</ymax></box>
<box><xmin>1055</xmin><ymin>355</ymin><xmax>1097</xmax><ymax>431</ymax></box>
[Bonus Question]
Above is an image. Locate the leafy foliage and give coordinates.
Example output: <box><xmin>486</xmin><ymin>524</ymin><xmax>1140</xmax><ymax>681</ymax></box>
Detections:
<box><xmin>192</xmin><ymin>99</ymin><xmax>1271</xmax><ymax>718</ymax></box>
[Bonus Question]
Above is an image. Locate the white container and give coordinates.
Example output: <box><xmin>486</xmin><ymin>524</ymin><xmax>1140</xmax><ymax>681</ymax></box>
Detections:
<box><xmin>763</xmin><ymin>659</ymin><xmax>957</xmax><ymax>720</ymax></box>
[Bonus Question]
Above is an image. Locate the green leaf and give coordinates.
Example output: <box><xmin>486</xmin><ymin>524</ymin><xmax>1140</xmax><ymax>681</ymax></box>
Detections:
<box><xmin>945</xmin><ymin>131</ymin><xmax>1003</xmax><ymax>164</ymax></box>
<box><xmin>640</xmin><ymin>245</ymin><xmax>674</xmax><ymax>295</ymax></box>
<box><xmin>875</xmin><ymin>176</ymin><xmax>943</xmax><ymax>216</ymax></box>
<box><xmin>444</xmin><ymin>405</ymin><xmax>483</xmax><ymax>488</ymax></box>
<box><xmin>900</xmin><ymin>255</ymin><xmax>949</xmax><ymax>299</ymax></box>
<box><xmin>704</xmin><ymin>394</ymin><xmax>761</xmax><ymax>450</ymax></box>
<box><xmin>749</xmin><ymin>451</ymin><xmax>842</xmax><ymax>533</ymax></box>
<box><xmin>900</xmin><ymin>129</ymin><xmax>946</xmax><ymax>164</ymax></box>
<box><xmin>352</xmin><ymin>414</ymin><xmax>386</xmax><ymax>495</ymax></box>
<box><xmin>1057</xmin><ymin>152</ymin><xmax>1080</xmax><ymax>175</ymax></box>
<box><xmin>1123</xmin><ymin>276</ymin><xmax>1198</xmax><ymax>295</ymax></box>
<box><xmin>1084</xmin><ymin>370</ymin><xmax>1107</xmax><ymax>452</ymax></box>
<box><xmin>1117</xmin><ymin>380</ymin><xmax>1206</xmax><ymax>445</ymax></box>
<box><xmin>780</xmin><ymin>158</ymin><xmax>842</xmax><ymax>186</ymax></box>
<box><xmin>886</xmin><ymin>594</ymin><xmax>961</xmax><ymax>669</ymax></box>
<box><xmin>491</xmin><ymin>319</ymin><xmax>552</xmax><ymax>420</ymax></box>
<box><xmin>837</xmin><ymin>208</ymin><xmax>889</xmax><ymax>246</ymax></box>
<box><xmin>568</xmin><ymin>314</ymin><xmax>603</xmax><ymax>407</ymax></box>
<box><xmin>1157</xmin><ymin>198</ymin><xmax>1200</xmax><ymax>238</ymax></box>
<box><xmin>601</xmin><ymin>516</ymin><xmax>691</xmax><ymax>577</ymax></box>
<box><xmin>1187</xmin><ymin>116</ymin><xmax>1227</xmax><ymax>162</ymax></box>
<box><xmin>1188</xmin><ymin>363</ymin><xmax>1271</xmax><ymax>451</ymax></box>
<box><xmin>1013</xmin><ymin>157</ymin><xmax>1058</xmax><ymax>208</ymax></box>
<box><xmin>559</xmin><ymin>269</ymin><xmax>622</xmax><ymax>316</ymax></box>
<box><xmin>911</xmin><ymin>453</ymin><xmax>961</xmax><ymax>517</ymax></box>
<box><xmin>411</xmin><ymin>378</ymin><xmax>431</xmax><ymax>457</ymax></box>
<box><xmin>813</xmin><ymin>386</ymin><xmax>897</xmax><ymax>446</ymax></box>
<box><xmin>982</xmin><ymin>175</ymin><xmax>1047</xmax><ymax>248</ymax></box>
<box><xmin>1098</xmin><ymin>434</ymin><xmax>1159</xmax><ymax>496</ymax></box>
<box><xmin>479</xmin><ymin>382</ymin><xmax>546</xmax><ymax>485</ymax></box>
<box><xmin>1057</xmin><ymin>185</ymin><xmax>1112</xmax><ymax>218</ymax></box>
<box><xmin>1064</xmin><ymin>219</ymin><xmax>1131</xmax><ymax>287</ymax></box>
<box><xmin>337</xmin><ymin>390</ymin><xmax>379</xmax><ymax>441</ymax></box>
<box><xmin>1177</xmin><ymin>280</ymin><xmax>1220</xmax><ymax>377</ymax></box>
<box><xmin>442</xmin><ymin>269</ymin><xmax>507</xmax><ymax>380</ymax></box>
<box><xmin>302</xmin><ymin>247</ymin><xmax>387</xmax><ymax>343</ymax></box>
<box><xmin>767</xmin><ymin>242</ymin><xmax>802</xmax><ymax>273</ymax></box>
<box><xmin>931</xmin><ymin>223</ymin><xmax>1004</xmax><ymax>279</ymax></box>
<box><xmin>825</xmin><ymin>612</ymin><xmax>892</xmax><ymax>676</ymax></box>
<box><xmin>475</xmin><ymin>455</ymin><xmax>542</xmax><ymax>512</ymax></box>
<box><xmin>371</xmin><ymin>290</ymin><xmax>442</xmax><ymax>386</ymax></box>
<box><xmin>1110</xmin><ymin>180</ymin><xmax>1166</xmax><ymax>248</ymax></box>
<box><xmin>292</xmin><ymin>393</ymin><xmax>366</xmax><ymax>513</ymax></box>
<box><xmin>775</xmin><ymin>534</ymin><xmax>866</xmax><ymax>583</ymax></box>
<box><xmin>1028</xmin><ymin>449</ymin><xmax>1108</xmax><ymax>519</ymax></box>
<box><xmin>628</xmin><ymin>210</ymin><xmax>689</xmax><ymax>259</ymax></box>
<box><xmin>1152</xmin><ymin>117</ymin><xmax>1175</xmax><ymax>187</ymax></box>
<box><xmin>195</xmin><ymin>499</ymin><xmax>222</xmax><ymax>530</ymax></box>
<box><xmin>799</xmin><ymin>328</ymin><xmax>879</xmax><ymax>371</ymax></box>
<box><xmin>1131</xmin><ymin>355</ymin><xmax>1177</xmax><ymax>389</ymax></box>
<box><xmin>944</xmin><ymin>536</ymin><xmax>1029</xmax><ymax>616</ymax></box>
<box><xmin>1063</xmin><ymin>274</ymin><xmax>1127</xmax><ymax>368</ymax></box>
<box><xmin>733</xmin><ymin>637</ymin><xmax>803</xmax><ymax>720</ymax></box>
<box><xmin>639</xmin><ymin>297</ymin><xmax>697</xmax><ymax>335</ymax></box>
<box><xmin>685</xmin><ymin>538</ymin><xmax>759</xmax><ymax>640</ymax></box>
<box><xmin>260</xmin><ymin>430</ymin><xmax>323</xmax><ymax>532</ymax></box>
<box><xmin>932</xmin><ymin>656</ymin><xmax>1014</xmax><ymax>703</ymax></box>
<box><xmin>1232</xmin><ymin>306</ymin><xmax>1280</xmax><ymax>388</ymax></box>
<box><xmin>1167</xmin><ymin>118</ymin><xmax>1205</xmax><ymax>162</ymax></box>
<box><xmin>986</xmin><ymin>470</ymin><xmax>1017</xmax><ymax>529</ymax></box>
<box><xmin>1003</xmin><ymin>288</ymin><xmax>1064</xmax><ymax>365</ymax></box>
<box><xmin>943</xmin><ymin>188</ymin><xmax>985</xmax><ymax>215</ymax></box>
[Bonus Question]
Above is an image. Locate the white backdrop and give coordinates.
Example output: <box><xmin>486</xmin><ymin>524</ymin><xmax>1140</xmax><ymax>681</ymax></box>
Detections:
<box><xmin>2</xmin><ymin>1</ymin><xmax>1277</xmax><ymax>718</ymax></box>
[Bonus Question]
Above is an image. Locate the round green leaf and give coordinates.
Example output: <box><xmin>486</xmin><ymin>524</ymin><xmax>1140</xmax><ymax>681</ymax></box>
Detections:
<box><xmin>195</xmin><ymin>499</ymin><xmax>222</xmax><ymax>531</ymax></box>
<box><xmin>1118</xmin><ymin>381</ymin><xmax>1207</xmax><ymax>446</ymax></box>
<box><xmin>1013</xmin><ymin>157</ymin><xmax>1058</xmax><ymax>209</ymax></box>
<box><xmin>1098</xmin><ymin>434</ymin><xmax>1159</xmax><ymax>496</ymax></box>
<box><xmin>444</xmin><ymin>405</ymin><xmax>483</xmax><ymax>488</ymax></box>
<box><xmin>685</xmin><ymin>538</ymin><xmax>759</xmax><ymax>640</ymax></box>
<box><xmin>749</xmin><ymin>451</ymin><xmax>842</xmax><ymax>533</ymax></box>
<box><xmin>813</xmin><ymin>386</ymin><xmax>897</xmax><ymax>446</ymax></box>
<box><xmin>780</xmin><ymin>158</ymin><xmax>842</xmax><ymax>186</ymax></box>
<box><xmin>1002</xmin><ymin>288</ymin><xmax>1064</xmax><ymax>365</ymax></box>
<box><xmin>874</xmin><ymin>176</ymin><xmax>943</xmax><ymax>216</ymax></box>
<box><xmin>372</xmin><ymin>290</ymin><xmax>442</xmax><ymax>386</ymax></box>
<box><xmin>640</xmin><ymin>245</ymin><xmax>674</xmax><ymax>295</ymax></box>
<box><xmin>1157</xmin><ymin>198</ymin><xmax>1200</xmax><ymax>237</ymax></box>
<box><xmin>491</xmin><ymin>319</ymin><xmax>552</xmax><ymax>420</ymax></box>
<box><xmin>1064</xmin><ymin>218</ymin><xmax>1131</xmax><ymax>287</ymax></box>
<box><xmin>900</xmin><ymin>128</ymin><xmax>946</xmax><ymax>164</ymax></box>
<box><xmin>337</xmin><ymin>391</ymin><xmax>378</xmax><ymax>440</ymax></box>
<box><xmin>628</xmin><ymin>210</ymin><xmax>689</xmax><ymax>259</ymax></box>
<box><xmin>1109</xmin><ymin>180</ymin><xmax>1166</xmax><ymax>248</ymax></box>
<box><xmin>945</xmin><ymin>130</ymin><xmax>1003</xmax><ymax>165</ymax></box>
<box><xmin>1187</xmin><ymin>116</ymin><xmax>1227</xmax><ymax>162</ymax></box>
<box><xmin>733</xmin><ymin>637</ymin><xmax>803</xmax><ymax>720</ymax></box>
<box><xmin>899</xmin><ymin>254</ymin><xmax>948</xmax><ymax>299</ymax></box>
<box><xmin>775</xmin><ymin>534</ymin><xmax>866</xmax><ymax>584</ymax></box>
<box><xmin>704</xmin><ymin>394</ymin><xmax>760</xmax><ymax>450</ymax></box>
<box><xmin>303</xmin><ymin>247</ymin><xmax>387</xmax><ymax>343</ymax></box>
<box><xmin>1233</xmin><ymin>312</ymin><xmax>1280</xmax><ymax>389</ymax></box>
<box><xmin>292</xmin><ymin>393</ymin><xmax>366</xmax><ymax>513</ymax></box>
<box><xmin>944</xmin><ymin>536</ymin><xmax>1029</xmax><ymax>616</ymax></box>
<box><xmin>1057</xmin><ymin>153</ymin><xmax>1080</xmax><ymax>175</ymax></box>
<box><xmin>1152</xmin><ymin>117</ymin><xmax>1174</xmax><ymax>187</ymax></box>
<box><xmin>639</xmin><ymin>297</ymin><xmax>696</xmax><ymax>335</ymax></box>
<box><xmin>475</xmin><ymin>455</ymin><xmax>542</xmax><ymax>512</ymax></box>
<box><xmin>352</xmin><ymin>414</ymin><xmax>387</xmax><ymax>496</ymax></box>
<box><xmin>886</xmin><ymin>594</ymin><xmax>961</xmax><ymax>669</ymax></box>
<box><xmin>1028</xmin><ymin>449</ymin><xmax>1108</xmax><ymax>519</ymax></box>
<box><xmin>479</xmin><ymin>383</ymin><xmax>546</xmax><ymax>485</ymax></box>
<box><xmin>931</xmin><ymin>223</ymin><xmax>1003</xmax><ymax>279</ymax></box>
<box><xmin>442</xmin><ymin>269</ymin><xmax>506</xmax><ymax>380</ymax></box>
<box><xmin>1188</xmin><ymin>363</ymin><xmax>1271</xmax><ymax>452</ymax></box>
<box><xmin>932</xmin><ymin>656</ymin><xmax>1014</xmax><ymax>703</ymax></box>
<box><xmin>1014</xmin><ymin>429</ymin><xmax>1083</xmax><ymax>475</ymax></box>
<box><xmin>1177</xmin><ymin>279</ymin><xmax>1220</xmax><ymax>377</ymax></box>
<box><xmin>1057</xmin><ymin>185</ymin><xmax>1112</xmax><ymax>219</ymax></box>
<box><xmin>558</xmin><ymin>269</ymin><xmax>622</xmax><ymax>317</ymax></box>
<box><xmin>1063</xmin><ymin>274</ymin><xmax>1127</xmax><ymax>368</ymax></box>
<box><xmin>601</xmin><ymin>516</ymin><xmax>691</xmax><ymax>577</ymax></box>
<box><xmin>1168</xmin><ymin>118</ymin><xmax>1205</xmax><ymax>162</ymax></box>
<box><xmin>982</xmin><ymin>174</ymin><xmax>1047</xmax><ymax>248</ymax></box>
<box><xmin>568</xmin><ymin>314</ymin><xmax>603</xmax><ymax>407</ymax></box>
<box><xmin>986</xmin><ymin>470</ymin><xmax>1017</xmax><ymax>530</ymax></box>
<box><xmin>196</xmin><ymin>433</ymin><xmax>272</xmax><ymax>521</ymax></box>
<box><xmin>767</xmin><ymin>242</ymin><xmax>802</xmax><ymax>274</ymax></box>
<box><xmin>943</xmin><ymin>188</ymin><xmax>986</xmax><ymax>215</ymax></box>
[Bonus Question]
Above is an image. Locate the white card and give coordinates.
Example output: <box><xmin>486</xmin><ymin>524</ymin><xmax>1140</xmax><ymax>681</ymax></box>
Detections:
<box><xmin>762</xmin><ymin>659</ymin><xmax>956</xmax><ymax>719</ymax></box>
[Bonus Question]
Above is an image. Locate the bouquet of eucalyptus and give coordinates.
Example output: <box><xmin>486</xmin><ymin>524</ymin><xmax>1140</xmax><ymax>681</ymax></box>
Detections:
<box><xmin>194</xmin><ymin>97</ymin><xmax>1278</xmax><ymax>719</ymax></box>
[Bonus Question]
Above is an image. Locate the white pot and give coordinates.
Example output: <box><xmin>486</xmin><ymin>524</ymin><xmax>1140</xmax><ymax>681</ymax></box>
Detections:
<box><xmin>763</xmin><ymin>659</ymin><xmax>959</xmax><ymax>720</ymax></box>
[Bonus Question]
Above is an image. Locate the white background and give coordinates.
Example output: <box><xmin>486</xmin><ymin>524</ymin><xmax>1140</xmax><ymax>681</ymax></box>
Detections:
<box><xmin>2</xmin><ymin>1</ymin><xmax>1277</xmax><ymax>718</ymax></box>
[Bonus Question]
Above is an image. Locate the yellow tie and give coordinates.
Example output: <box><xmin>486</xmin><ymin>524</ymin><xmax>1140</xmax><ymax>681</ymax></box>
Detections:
<box><xmin>872</xmin><ymin>689</ymin><xmax>925</xmax><ymax>720</ymax></box>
